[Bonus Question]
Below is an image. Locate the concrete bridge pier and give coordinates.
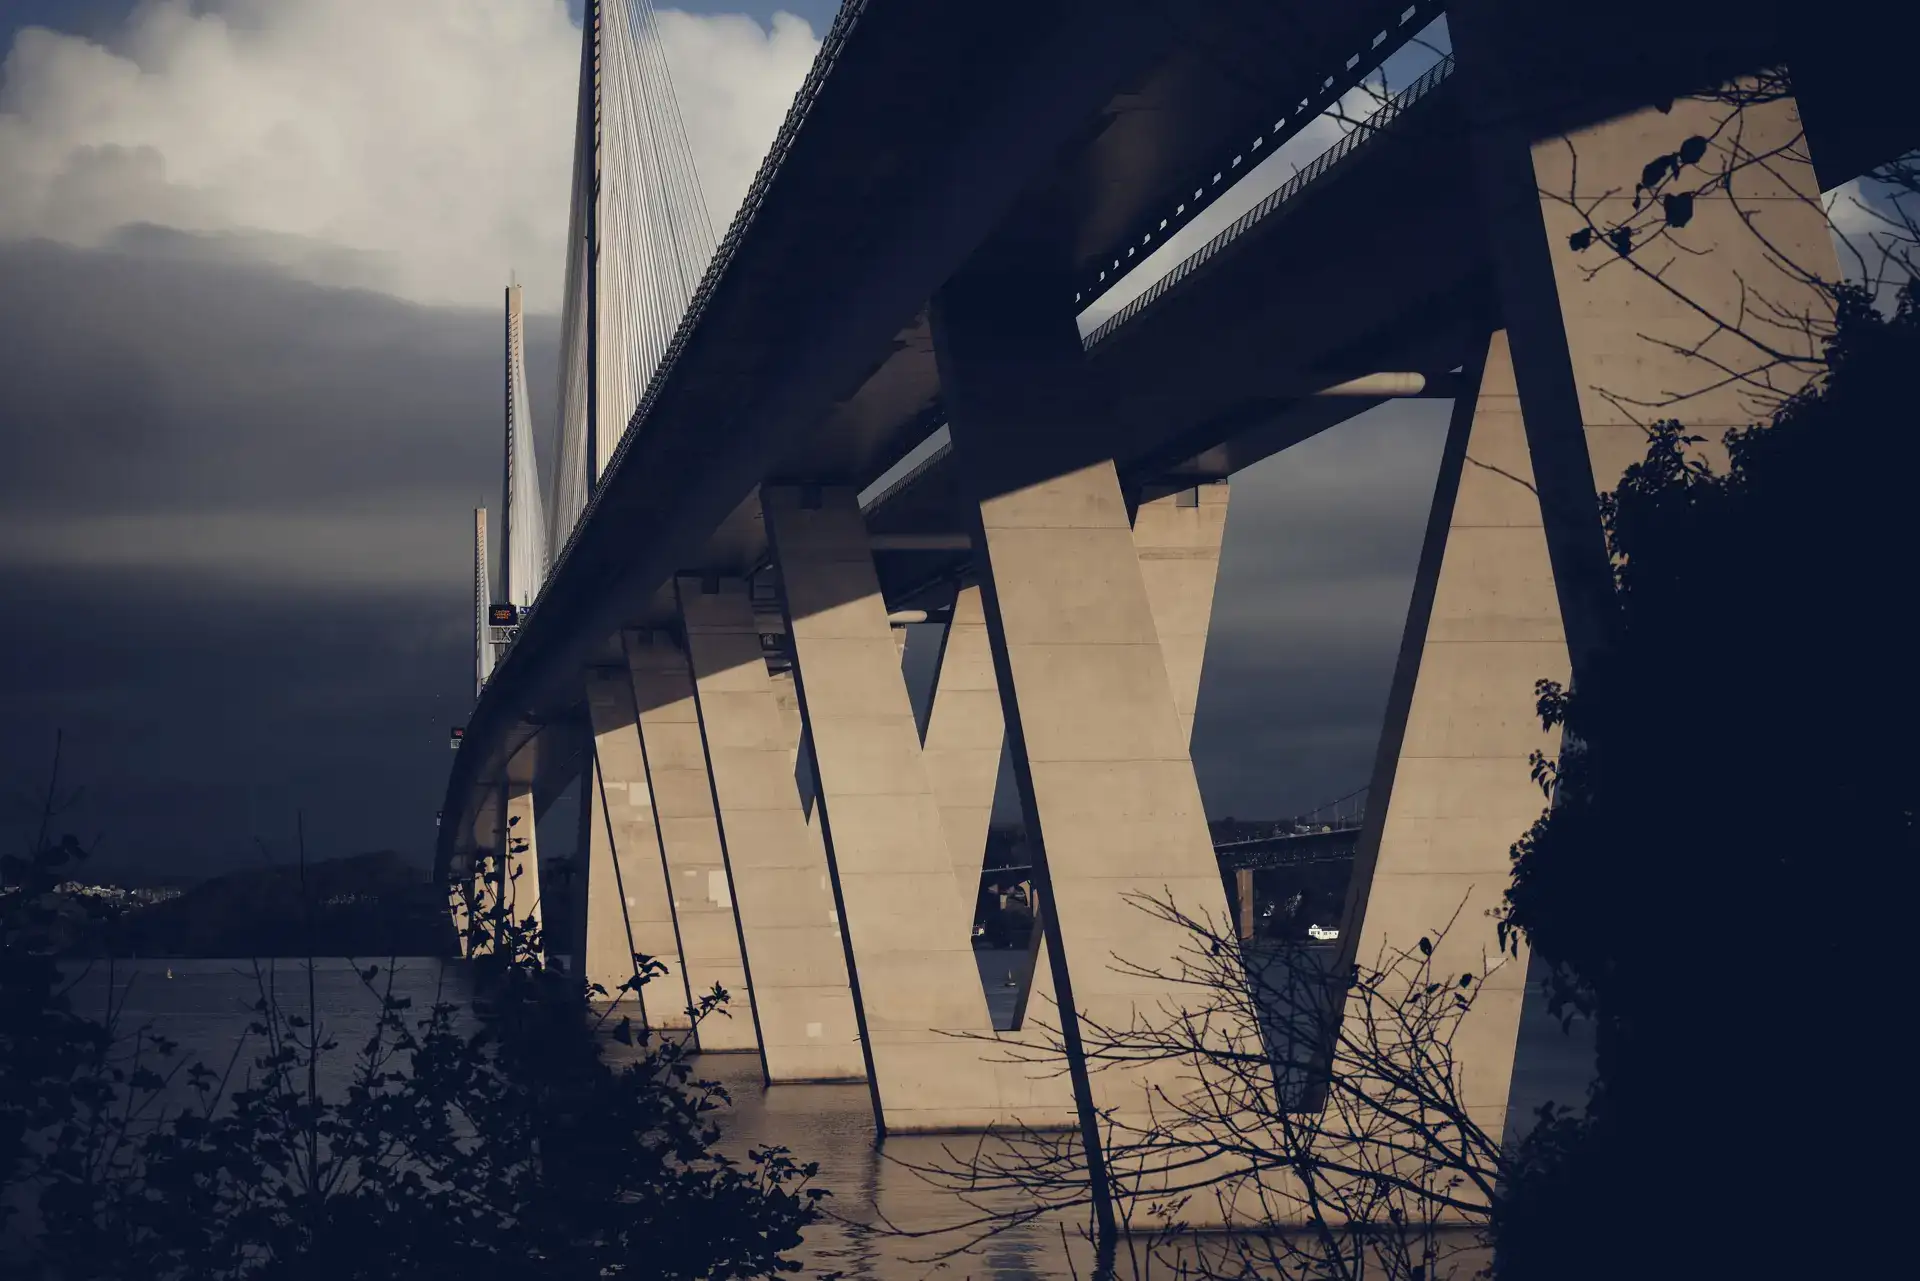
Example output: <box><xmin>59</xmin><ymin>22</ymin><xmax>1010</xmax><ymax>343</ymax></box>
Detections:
<box><xmin>930</xmin><ymin>268</ymin><xmax>1249</xmax><ymax>1138</ymax></box>
<box><xmin>496</xmin><ymin>776</ymin><xmax>543</xmax><ymax>955</ymax></box>
<box><xmin>1131</xmin><ymin>480</ymin><xmax>1231</xmax><ymax>749</ymax></box>
<box><xmin>764</xmin><ymin>486</ymin><xmax>1067</xmax><ymax>1134</ymax></box>
<box><xmin>580</xmin><ymin>666</ymin><xmax>691</xmax><ymax>1028</ymax></box>
<box><xmin>927</xmin><ymin>480</ymin><xmax>1233</xmax><ymax>1032</ymax></box>
<box><xmin>1340</xmin><ymin>331</ymin><xmax>1555</xmax><ymax>1142</ymax></box>
<box><xmin>676</xmin><ymin>575</ymin><xmax>866</xmax><ymax>1083</ymax></box>
<box><xmin>1450</xmin><ymin>4</ymin><xmax>1842</xmax><ymax>672</ymax></box>
<box><xmin>1341</xmin><ymin>26</ymin><xmax>1843</xmax><ymax>1145</ymax></box>
<box><xmin>452</xmin><ymin>864</ymin><xmax>480</xmax><ymax>958</ymax></box>
<box><xmin>623</xmin><ymin>629</ymin><xmax>759</xmax><ymax>1051</ymax></box>
<box><xmin>920</xmin><ymin>582</ymin><xmax>1011</xmax><ymax>943</ymax></box>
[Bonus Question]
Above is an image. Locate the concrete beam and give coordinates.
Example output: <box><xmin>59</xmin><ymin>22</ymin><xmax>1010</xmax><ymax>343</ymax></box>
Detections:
<box><xmin>1342</xmin><ymin>331</ymin><xmax>1553</xmax><ymax>1136</ymax></box>
<box><xmin>926</xmin><ymin>477</ymin><xmax>1231</xmax><ymax>1029</ymax></box>
<box><xmin>498</xmin><ymin>777</ymin><xmax>542</xmax><ymax>954</ymax></box>
<box><xmin>766</xmin><ymin>486</ymin><xmax>1064</xmax><ymax>1133</ymax></box>
<box><xmin>583</xmin><ymin>667</ymin><xmax>691</xmax><ymax>1027</ymax></box>
<box><xmin>624</xmin><ymin>631</ymin><xmax>760</xmax><ymax>1052</ymax></box>
<box><xmin>1133</xmin><ymin>480</ymin><xmax>1231</xmax><ymax>746</ymax></box>
<box><xmin>932</xmin><ymin>269</ymin><xmax>1246</xmax><ymax>1147</ymax></box>
<box><xmin>868</xmin><ymin>533</ymin><xmax>974</xmax><ymax>551</ymax></box>
<box><xmin>677</xmin><ymin>575</ymin><xmax>866</xmax><ymax>1083</ymax></box>
<box><xmin>921</xmin><ymin>582</ymin><xmax>1004</xmax><ymax>941</ymax></box>
<box><xmin>451</xmin><ymin>870</ymin><xmax>478</xmax><ymax>958</ymax></box>
<box><xmin>1452</xmin><ymin>12</ymin><xmax>1840</xmax><ymax>671</ymax></box>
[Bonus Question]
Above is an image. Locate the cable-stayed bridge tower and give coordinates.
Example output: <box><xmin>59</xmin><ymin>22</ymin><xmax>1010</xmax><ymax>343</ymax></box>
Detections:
<box><xmin>502</xmin><ymin>280</ymin><xmax>549</xmax><ymax>611</ymax></box>
<box><xmin>472</xmin><ymin>506</ymin><xmax>492</xmax><ymax>697</ymax></box>
<box><xmin>472</xmin><ymin>283</ymin><xmax>551</xmax><ymax>695</ymax></box>
<box><xmin>549</xmin><ymin>0</ymin><xmax>716</xmax><ymax>553</ymax></box>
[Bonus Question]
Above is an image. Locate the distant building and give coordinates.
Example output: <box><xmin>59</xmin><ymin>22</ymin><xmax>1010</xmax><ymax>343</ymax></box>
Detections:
<box><xmin>53</xmin><ymin>882</ymin><xmax>182</xmax><ymax>907</ymax></box>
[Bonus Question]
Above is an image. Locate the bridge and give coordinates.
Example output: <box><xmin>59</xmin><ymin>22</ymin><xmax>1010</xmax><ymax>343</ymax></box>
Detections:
<box><xmin>442</xmin><ymin>0</ymin><xmax>1897</xmax><ymax>1210</ymax></box>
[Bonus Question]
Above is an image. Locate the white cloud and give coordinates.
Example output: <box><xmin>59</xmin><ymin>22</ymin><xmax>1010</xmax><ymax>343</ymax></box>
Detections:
<box><xmin>0</xmin><ymin>0</ymin><xmax>819</xmax><ymax>311</ymax></box>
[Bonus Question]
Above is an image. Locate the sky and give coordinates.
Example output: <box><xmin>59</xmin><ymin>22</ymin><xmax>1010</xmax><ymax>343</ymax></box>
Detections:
<box><xmin>0</xmin><ymin>1</ymin><xmax>1499</xmax><ymax>880</ymax></box>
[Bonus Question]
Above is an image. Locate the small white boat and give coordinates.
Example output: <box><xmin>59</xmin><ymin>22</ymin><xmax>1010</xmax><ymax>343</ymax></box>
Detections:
<box><xmin>1305</xmin><ymin>924</ymin><xmax>1340</xmax><ymax>942</ymax></box>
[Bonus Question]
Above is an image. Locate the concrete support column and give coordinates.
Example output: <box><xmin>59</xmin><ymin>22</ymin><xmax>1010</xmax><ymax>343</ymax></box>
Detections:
<box><xmin>1234</xmin><ymin>868</ymin><xmax>1255</xmax><ymax>943</ymax></box>
<box><xmin>624</xmin><ymin>630</ymin><xmax>758</xmax><ymax>1051</ymax></box>
<box><xmin>450</xmin><ymin>872</ymin><xmax>476</xmax><ymax>957</ymax></box>
<box><xmin>765</xmin><ymin>487</ymin><xmax>1040</xmax><ymax>1133</ymax></box>
<box><xmin>768</xmin><ymin>668</ymin><xmax>805</xmax><ymax>764</ymax></box>
<box><xmin>1452</xmin><ymin>6</ymin><xmax>1840</xmax><ymax>667</ymax></box>
<box><xmin>768</xmin><ymin>667</ymin><xmax>827</xmax><ymax>845</ymax></box>
<box><xmin>583</xmin><ymin>666</ymin><xmax>690</xmax><ymax>1027</ymax></box>
<box><xmin>497</xmin><ymin>778</ymin><xmax>542</xmax><ymax>946</ymax></box>
<box><xmin>1344</xmin><ymin>332</ymin><xmax>1559</xmax><ymax>1133</ymax></box>
<box><xmin>677</xmin><ymin>575</ymin><xmax>865</xmax><ymax>1083</ymax></box>
<box><xmin>926</xmin><ymin>482</ymin><xmax>1230</xmax><ymax>1028</ymax></box>
<box><xmin>931</xmin><ymin>271</ymin><xmax>1243</xmax><ymax>1134</ymax></box>
<box><xmin>919</xmin><ymin>582</ymin><xmax>1004</xmax><ymax>937</ymax></box>
<box><xmin>1132</xmin><ymin>480</ymin><xmax>1230</xmax><ymax>747</ymax></box>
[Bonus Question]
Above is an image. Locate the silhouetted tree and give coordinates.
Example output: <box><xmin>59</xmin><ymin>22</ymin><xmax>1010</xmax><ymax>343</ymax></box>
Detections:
<box><xmin>895</xmin><ymin>897</ymin><xmax>1504</xmax><ymax>1281</ymax></box>
<box><xmin>1492</xmin><ymin>281</ymin><xmax>1918</xmax><ymax>1279</ymax></box>
<box><xmin>3</xmin><ymin>741</ymin><xmax>826</xmax><ymax>1280</ymax></box>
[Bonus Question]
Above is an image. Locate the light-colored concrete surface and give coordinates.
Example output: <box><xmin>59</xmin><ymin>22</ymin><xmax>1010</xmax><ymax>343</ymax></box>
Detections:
<box><xmin>1132</xmin><ymin>481</ymin><xmax>1231</xmax><ymax>747</ymax></box>
<box><xmin>1346</xmin><ymin>86</ymin><xmax>1836</xmax><ymax>1124</ymax></box>
<box><xmin>1528</xmin><ymin>91</ymin><xmax>1837</xmax><ymax>484</ymax></box>
<box><xmin>920</xmin><ymin>582</ymin><xmax>1004</xmax><ymax>939</ymax></box>
<box><xmin>1003</xmin><ymin>477</ymin><xmax>1234</xmax><ymax>1027</ymax></box>
<box><xmin>498</xmin><ymin>778</ymin><xmax>543</xmax><ymax>948</ymax></box>
<box><xmin>624</xmin><ymin>630</ymin><xmax>759</xmax><ymax>1051</ymax></box>
<box><xmin>583</xmin><ymin>666</ymin><xmax>690</xmax><ymax>1028</ymax></box>
<box><xmin>1346</xmin><ymin>331</ymin><xmax>1559</xmax><ymax>1120</ymax></box>
<box><xmin>934</xmin><ymin>272</ymin><xmax>1259</xmax><ymax>1222</ymax></box>
<box><xmin>941</xmin><ymin>464</ymin><xmax>1236</xmax><ymax>1043</ymax></box>
<box><xmin>452</xmin><ymin>872</ymin><xmax>478</xmax><ymax>958</ymax></box>
<box><xmin>768</xmin><ymin>667</ymin><xmax>829</xmax><ymax>856</ymax></box>
<box><xmin>982</xmin><ymin>473</ymin><xmax>1230</xmax><ymax>1030</ymax></box>
<box><xmin>1456</xmin><ymin>41</ymin><xmax>1843</xmax><ymax>664</ymax></box>
<box><xmin>765</xmin><ymin>486</ymin><xmax>1073</xmax><ymax>1132</ymax></box>
<box><xmin>678</xmin><ymin>575</ymin><xmax>866</xmax><ymax>1083</ymax></box>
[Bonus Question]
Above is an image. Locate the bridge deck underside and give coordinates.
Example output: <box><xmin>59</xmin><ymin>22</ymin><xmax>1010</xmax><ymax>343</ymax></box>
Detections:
<box><xmin>444</xmin><ymin>0</ymin><xmax>1837</xmax><ymax>870</ymax></box>
<box><xmin>446</xmin><ymin>2</ymin><xmax>1498</xmax><ymax>857</ymax></box>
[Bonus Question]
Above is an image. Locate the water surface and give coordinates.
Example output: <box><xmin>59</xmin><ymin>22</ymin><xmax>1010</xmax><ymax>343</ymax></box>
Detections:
<box><xmin>60</xmin><ymin>952</ymin><xmax>1592</xmax><ymax>1280</ymax></box>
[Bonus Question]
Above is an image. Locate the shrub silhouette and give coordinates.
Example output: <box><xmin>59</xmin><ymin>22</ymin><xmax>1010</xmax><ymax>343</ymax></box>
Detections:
<box><xmin>3</xmin><ymin>769</ymin><xmax>825</xmax><ymax>1280</ymax></box>
<box><xmin>1495</xmin><ymin>282</ymin><xmax>1918</xmax><ymax>1280</ymax></box>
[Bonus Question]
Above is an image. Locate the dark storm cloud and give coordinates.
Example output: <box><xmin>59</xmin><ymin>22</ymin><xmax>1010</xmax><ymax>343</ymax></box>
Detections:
<box><xmin>0</xmin><ymin>232</ymin><xmax>1458</xmax><ymax>877</ymax></box>
<box><xmin>0</xmin><ymin>236</ymin><xmax>558</xmax><ymax>878</ymax></box>
<box><xmin>1190</xmin><ymin>400</ymin><xmax>1453</xmax><ymax>819</ymax></box>
<box><xmin>0</xmin><ymin>233</ymin><xmax>556</xmax><ymax>531</ymax></box>
<box><xmin>0</xmin><ymin>565</ymin><xmax>466</xmax><ymax>882</ymax></box>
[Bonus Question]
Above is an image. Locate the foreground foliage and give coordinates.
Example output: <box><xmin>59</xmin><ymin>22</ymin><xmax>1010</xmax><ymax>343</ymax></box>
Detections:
<box><xmin>2</xmin><ymin>783</ymin><xmax>823</xmax><ymax>1280</ymax></box>
<box><xmin>901</xmin><ymin>898</ymin><xmax>1503</xmax><ymax>1281</ymax></box>
<box><xmin>1495</xmin><ymin>282</ymin><xmax>1918</xmax><ymax>1279</ymax></box>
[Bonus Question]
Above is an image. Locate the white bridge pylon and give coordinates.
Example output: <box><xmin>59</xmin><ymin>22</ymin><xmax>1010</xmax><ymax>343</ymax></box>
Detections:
<box><xmin>503</xmin><ymin>281</ymin><xmax>549</xmax><ymax>615</ymax></box>
<box><xmin>549</xmin><ymin>0</ymin><xmax>717</xmax><ymax>555</ymax></box>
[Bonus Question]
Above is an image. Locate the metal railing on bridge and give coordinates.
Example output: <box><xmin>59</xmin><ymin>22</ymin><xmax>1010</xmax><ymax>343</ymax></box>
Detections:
<box><xmin>1213</xmin><ymin>785</ymin><xmax>1370</xmax><ymax>869</ymax></box>
<box><xmin>1083</xmin><ymin>52</ymin><xmax>1457</xmax><ymax>350</ymax></box>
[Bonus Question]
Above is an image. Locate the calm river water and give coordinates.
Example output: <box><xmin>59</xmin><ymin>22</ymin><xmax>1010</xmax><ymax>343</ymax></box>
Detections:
<box><xmin>62</xmin><ymin>951</ymin><xmax>1592</xmax><ymax>1280</ymax></box>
